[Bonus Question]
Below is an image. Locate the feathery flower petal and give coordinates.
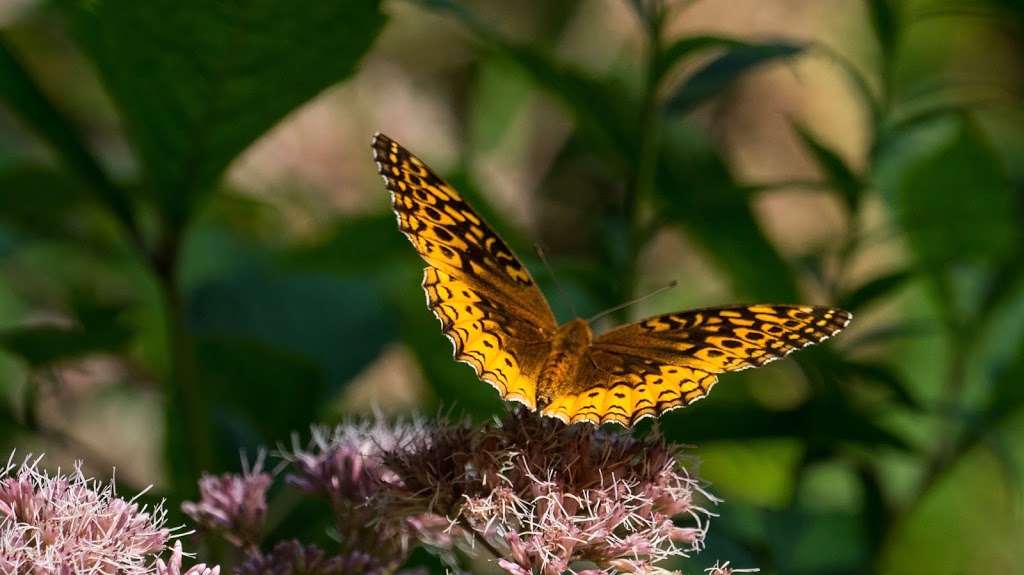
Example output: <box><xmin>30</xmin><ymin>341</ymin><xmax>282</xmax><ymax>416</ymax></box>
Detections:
<box><xmin>0</xmin><ymin>452</ymin><xmax>217</xmax><ymax>575</ymax></box>
<box><xmin>182</xmin><ymin>456</ymin><xmax>271</xmax><ymax>548</ymax></box>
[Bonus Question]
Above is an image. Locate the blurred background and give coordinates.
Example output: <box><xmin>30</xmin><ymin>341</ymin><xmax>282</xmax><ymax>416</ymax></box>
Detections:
<box><xmin>0</xmin><ymin>0</ymin><xmax>1022</xmax><ymax>573</ymax></box>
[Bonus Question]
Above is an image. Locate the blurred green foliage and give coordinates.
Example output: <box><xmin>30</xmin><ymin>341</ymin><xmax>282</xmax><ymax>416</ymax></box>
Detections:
<box><xmin>1</xmin><ymin>0</ymin><xmax>1022</xmax><ymax>573</ymax></box>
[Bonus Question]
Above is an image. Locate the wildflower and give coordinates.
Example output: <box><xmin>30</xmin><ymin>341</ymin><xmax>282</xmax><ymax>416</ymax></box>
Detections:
<box><xmin>280</xmin><ymin>418</ymin><xmax>437</xmax><ymax>567</ymax></box>
<box><xmin>155</xmin><ymin>541</ymin><xmax>221</xmax><ymax>575</ymax></box>
<box><xmin>0</xmin><ymin>452</ymin><xmax>216</xmax><ymax>575</ymax></box>
<box><xmin>380</xmin><ymin>409</ymin><xmax>720</xmax><ymax>575</ymax></box>
<box><xmin>182</xmin><ymin>456</ymin><xmax>271</xmax><ymax>549</ymax></box>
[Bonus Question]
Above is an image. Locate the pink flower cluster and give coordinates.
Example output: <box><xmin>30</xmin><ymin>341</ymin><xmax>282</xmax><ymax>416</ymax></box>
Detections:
<box><xmin>0</xmin><ymin>453</ymin><xmax>217</xmax><ymax>575</ymax></box>
<box><xmin>181</xmin><ymin>409</ymin><xmax>750</xmax><ymax>575</ymax></box>
<box><xmin>379</xmin><ymin>410</ymin><xmax>718</xmax><ymax>574</ymax></box>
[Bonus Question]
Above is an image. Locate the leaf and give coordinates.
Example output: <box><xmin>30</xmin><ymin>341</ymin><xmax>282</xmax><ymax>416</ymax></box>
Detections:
<box><xmin>188</xmin><ymin>271</ymin><xmax>396</xmax><ymax>390</ymax></box>
<box><xmin>0</xmin><ymin>39</ymin><xmax>138</xmax><ymax>238</ymax></box>
<box><xmin>654</xmin><ymin>123</ymin><xmax>799</xmax><ymax>302</ymax></box>
<box><xmin>195</xmin><ymin>335</ymin><xmax>326</xmax><ymax>457</ymax></box>
<box><xmin>61</xmin><ymin>0</ymin><xmax>386</xmax><ymax>224</ymax></box>
<box><xmin>655</xmin><ymin>35</ymin><xmax>748</xmax><ymax>80</ymax></box>
<box><xmin>0</xmin><ymin>300</ymin><xmax>132</xmax><ymax>367</ymax></box>
<box><xmin>866</xmin><ymin>0</ymin><xmax>900</xmax><ymax>61</ymax></box>
<box><xmin>660</xmin><ymin>392</ymin><xmax>911</xmax><ymax>451</ymax></box>
<box><xmin>418</xmin><ymin>0</ymin><xmax>636</xmax><ymax>163</ymax></box>
<box><xmin>792</xmin><ymin>123</ymin><xmax>865</xmax><ymax>211</ymax></box>
<box><xmin>839</xmin><ymin>360</ymin><xmax>922</xmax><ymax>410</ymax></box>
<box><xmin>887</xmin><ymin>115</ymin><xmax>1017</xmax><ymax>270</ymax></box>
<box><xmin>0</xmin><ymin>166</ymin><xmax>91</xmax><ymax>241</ymax></box>
<box><xmin>838</xmin><ymin>270</ymin><xmax>913</xmax><ymax>313</ymax></box>
<box><xmin>665</xmin><ymin>42</ymin><xmax>804</xmax><ymax>115</ymax></box>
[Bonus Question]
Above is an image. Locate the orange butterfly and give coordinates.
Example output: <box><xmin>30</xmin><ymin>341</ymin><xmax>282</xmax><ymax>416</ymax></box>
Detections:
<box><xmin>373</xmin><ymin>133</ymin><xmax>851</xmax><ymax>426</ymax></box>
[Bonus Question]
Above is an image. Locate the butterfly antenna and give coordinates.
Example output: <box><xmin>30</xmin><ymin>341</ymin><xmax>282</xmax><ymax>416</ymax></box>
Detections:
<box><xmin>534</xmin><ymin>243</ymin><xmax>578</xmax><ymax>318</ymax></box>
<box><xmin>587</xmin><ymin>280</ymin><xmax>679</xmax><ymax>324</ymax></box>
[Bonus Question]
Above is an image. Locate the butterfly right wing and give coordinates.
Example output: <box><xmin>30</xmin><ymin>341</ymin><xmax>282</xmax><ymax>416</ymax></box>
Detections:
<box><xmin>543</xmin><ymin>304</ymin><xmax>851</xmax><ymax>426</ymax></box>
<box><xmin>373</xmin><ymin>133</ymin><xmax>557</xmax><ymax>409</ymax></box>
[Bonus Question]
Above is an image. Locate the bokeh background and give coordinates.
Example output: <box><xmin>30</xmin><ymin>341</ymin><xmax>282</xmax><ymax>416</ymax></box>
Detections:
<box><xmin>1</xmin><ymin>0</ymin><xmax>1022</xmax><ymax>573</ymax></box>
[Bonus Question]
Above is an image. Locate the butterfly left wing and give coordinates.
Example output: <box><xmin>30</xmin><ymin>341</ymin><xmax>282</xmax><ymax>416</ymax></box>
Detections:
<box><xmin>541</xmin><ymin>304</ymin><xmax>851</xmax><ymax>426</ymax></box>
<box><xmin>373</xmin><ymin>133</ymin><xmax>558</xmax><ymax>409</ymax></box>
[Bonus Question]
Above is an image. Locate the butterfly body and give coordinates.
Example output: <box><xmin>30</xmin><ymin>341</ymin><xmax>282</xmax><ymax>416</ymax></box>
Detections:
<box><xmin>373</xmin><ymin>133</ymin><xmax>852</xmax><ymax>427</ymax></box>
<box><xmin>536</xmin><ymin>318</ymin><xmax>592</xmax><ymax>408</ymax></box>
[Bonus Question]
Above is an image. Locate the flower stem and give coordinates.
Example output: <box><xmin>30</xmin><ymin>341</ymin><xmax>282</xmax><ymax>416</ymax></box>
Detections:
<box><xmin>457</xmin><ymin>514</ymin><xmax>504</xmax><ymax>561</ymax></box>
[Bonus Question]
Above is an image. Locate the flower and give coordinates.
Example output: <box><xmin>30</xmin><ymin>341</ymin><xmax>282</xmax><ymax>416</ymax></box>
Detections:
<box><xmin>0</xmin><ymin>452</ymin><xmax>217</xmax><ymax>575</ymax></box>
<box><xmin>232</xmin><ymin>539</ymin><xmax>426</xmax><ymax>575</ymax></box>
<box><xmin>155</xmin><ymin>541</ymin><xmax>221</xmax><ymax>575</ymax></box>
<box><xmin>182</xmin><ymin>455</ymin><xmax>271</xmax><ymax>548</ymax></box>
<box><xmin>380</xmin><ymin>409</ymin><xmax>720</xmax><ymax>575</ymax></box>
<box><xmin>280</xmin><ymin>418</ymin><xmax>437</xmax><ymax>567</ymax></box>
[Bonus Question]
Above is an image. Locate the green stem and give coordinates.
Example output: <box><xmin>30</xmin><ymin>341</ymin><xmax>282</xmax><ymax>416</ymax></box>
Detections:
<box><xmin>155</xmin><ymin>231</ymin><xmax>212</xmax><ymax>492</ymax></box>
<box><xmin>618</xmin><ymin>3</ymin><xmax>665</xmax><ymax>313</ymax></box>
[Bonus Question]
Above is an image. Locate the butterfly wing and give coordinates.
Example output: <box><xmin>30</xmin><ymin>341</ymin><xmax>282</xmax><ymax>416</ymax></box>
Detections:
<box><xmin>541</xmin><ymin>304</ymin><xmax>851</xmax><ymax>425</ymax></box>
<box><xmin>373</xmin><ymin>133</ymin><xmax>557</xmax><ymax>409</ymax></box>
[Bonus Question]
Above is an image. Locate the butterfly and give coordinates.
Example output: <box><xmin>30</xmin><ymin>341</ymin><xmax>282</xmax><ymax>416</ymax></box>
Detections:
<box><xmin>372</xmin><ymin>133</ymin><xmax>852</xmax><ymax>426</ymax></box>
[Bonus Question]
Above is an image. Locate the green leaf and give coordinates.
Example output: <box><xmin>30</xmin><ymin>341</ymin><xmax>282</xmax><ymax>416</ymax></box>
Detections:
<box><xmin>654</xmin><ymin>124</ymin><xmax>799</xmax><ymax>302</ymax></box>
<box><xmin>0</xmin><ymin>166</ymin><xmax>90</xmax><ymax>241</ymax></box>
<box><xmin>188</xmin><ymin>272</ymin><xmax>396</xmax><ymax>389</ymax></box>
<box><xmin>61</xmin><ymin>0</ymin><xmax>386</xmax><ymax>224</ymax></box>
<box><xmin>866</xmin><ymin>0</ymin><xmax>900</xmax><ymax>61</ymax></box>
<box><xmin>418</xmin><ymin>0</ymin><xmax>635</xmax><ymax>163</ymax></box>
<box><xmin>839</xmin><ymin>359</ymin><xmax>922</xmax><ymax>410</ymax></box>
<box><xmin>655</xmin><ymin>35</ymin><xmax>748</xmax><ymax>80</ymax></box>
<box><xmin>838</xmin><ymin>270</ymin><xmax>912</xmax><ymax>313</ymax></box>
<box><xmin>792</xmin><ymin>123</ymin><xmax>865</xmax><ymax>211</ymax></box>
<box><xmin>0</xmin><ymin>38</ymin><xmax>139</xmax><ymax>240</ymax></box>
<box><xmin>665</xmin><ymin>42</ymin><xmax>803</xmax><ymax>115</ymax></box>
<box><xmin>888</xmin><ymin>116</ymin><xmax>1017</xmax><ymax>271</ymax></box>
<box><xmin>0</xmin><ymin>300</ymin><xmax>132</xmax><ymax>367</ymax></box>
<box><xmin>196</xmin><ymin>335</ymin><xmax>326</xmax><ymax>458</ymax></box>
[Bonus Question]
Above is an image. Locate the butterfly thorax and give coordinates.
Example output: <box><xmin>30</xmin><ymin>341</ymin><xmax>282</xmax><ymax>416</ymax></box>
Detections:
<box><xmin>536</xmin><ymin>318</ymin><xmax>593</xmax><ymax>408</ymax></box>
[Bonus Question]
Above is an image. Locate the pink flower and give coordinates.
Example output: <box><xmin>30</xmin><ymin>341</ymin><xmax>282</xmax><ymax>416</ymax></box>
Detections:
<box><xmin>182</xmin><ymin>456</ymin><xmax>271</xmax><ymax>549</ymax></box>
<box><xmin>155</xmin><ymin>541</ymin><xmax>220</xmax><ymax>575</ymax></box>
<box><xmin>0</xmin><ymin>452</ymin><xmax>217</xmax><ymax>575</ymax></box>
<box><xmin>380</xmin><ymin>409</ymin><xmax>722</xmax><ymax>575</ymax></box>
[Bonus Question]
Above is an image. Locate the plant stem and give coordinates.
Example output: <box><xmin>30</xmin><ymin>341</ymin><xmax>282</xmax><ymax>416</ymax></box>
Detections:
<box><xmin>618</xmin><ymin>2</ymin><xmax>665</xmax><ymax>314</ymax></box>
<box><xmin>457</xmin><ymin>514</ymin><xmax>504</xmax><ymax>561</ymax></box>
<box><xmin>154</xmin><ymin>231</ymin><xmax>212</xmax><ymax>493</ymax></box>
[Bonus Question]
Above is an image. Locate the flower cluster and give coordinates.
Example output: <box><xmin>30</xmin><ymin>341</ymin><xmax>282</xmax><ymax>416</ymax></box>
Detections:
<box><xmin>181</xmin><ymin>456</ymin><xmax>271</xmax><ymax>550</ymax></box>
<box><xmin>173</xmin><ymin>407</ymin><xmax>752</xmax><ymax>575</ymax></box>
<box><xmin>379</xmin><ymin>410</ymin><xmax>718</xmax><ymax>574</ymax></box>
<box><xmin>0</xmin><ymin>453</ymin><xmax>217</xmax><ymax>575</ymax></box>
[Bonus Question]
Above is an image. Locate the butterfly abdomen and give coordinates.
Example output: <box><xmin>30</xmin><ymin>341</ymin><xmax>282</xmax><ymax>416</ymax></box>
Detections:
<box><xmin>536</xmin><ymin>319</ymin><xmax>593</xmax><ymax>407</ymax></box>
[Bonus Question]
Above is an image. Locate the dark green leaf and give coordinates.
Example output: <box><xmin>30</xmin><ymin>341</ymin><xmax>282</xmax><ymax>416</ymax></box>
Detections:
<box><xmin>839</xmin><ymin>360</ymin><xmax>922</xmax><ymax>410</ymax></box>
<box><xmin>655</xmin><ymin>35</ymin><xmax>748</xmax><ymax>80</ymax></box>
<box><xmin>0</xmin><ymin>300</ymin><xmax>132</xmax><ymax>366</ymax></box>
<box><xmin>286</xmin><ymin>214</ymin><xmax>410</xmax><ymax>277</ymax></box>
<box><xmin>889</xmin><ymin>116</ymin><xmax>1017</xmax><ymax>270</ymax></box>
<box><xmin>654</xmin><ymin>124</ymin><xmax>799</xmax><ymax>302</ymax></box>
<box><xmin>0</xmin><ymin>38</ymin><xmax>139</xmax><ymax>240</ymax></box>
<box><xmin>0</xmin><ymin>166</ymin><xmax>93</xmax><ymax>241</ymax></box>
<box><xmin>188</xmin><ymin>272</ymin><xmax>396</xmax><ymax>390</ymax></box>
<box><xmin>792</xmin><ymin>123</ymin><xmax>865</xmax><ymax>211</ymax></box>
<box><xmin>418</xmin><ymin>0</ymin><xmax>635</xmax><ymax>163</ymax></box>
<box><xmin>866</xmin><ymin>0</ymin><xmax>900</xmax><ymax>61</ymax></box>
<box><xmin>196</xmin><ymin>335</ymin><xmax>326</xmax><ymax>459</ymax></box>
<box><xmin>62</xmin><ymin>0</ymin><xmax>386</xmax><ymax>224</ymax></box>
<box><xmin>665</xmin><ymin>42</ymin><xmax>803</xmax><ymax>115</ymax></box>
<box><xmin>838</xmin><ymin>270</ymin><xmax>912</xmax><ymax>313</ymax></box>
<box><xmin>661</xmin><ymin>392</ymin><xmax>910</xmax><ymax>451</ymax></box>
